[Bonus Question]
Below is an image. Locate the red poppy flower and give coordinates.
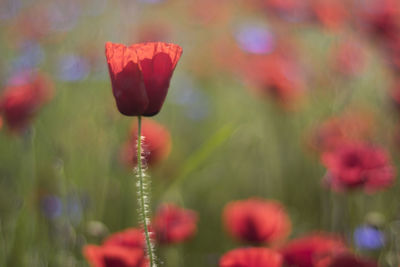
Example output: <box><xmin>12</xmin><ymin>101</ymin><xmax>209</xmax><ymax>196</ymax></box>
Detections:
<box><xmin>242</xmin><ymin>53</ymin><xmax>306</xmax><ymax>110</ymax></box>
<box><xmin>219</xmin><ymin>247</ymin><xmax>283</xmax><ymax>267</ymax></box>
<box><xmin>322</xmin><ymin>142</ymin><xmax>395</xmax><ymax>193</ymax></box>
<box><xmin>308</xmin><ymin>111</ymin><xmax>374</xmax><ymax>154</ymax></box>
<box><xmin>152</xmin><ymin>203</ymin><xmax>198</xmax><ymax>245</ymax></box>
<box><xmin>331</xmin><ymin>40</ymin><xmax>366</xmax><ymax>76</ymax></box>
<box><xmin>223</xmin><ymin>198</ymin><xmax>291</xmax><ymax>245</ymax></box>
<box><xmin>0</xmin><ymin>72</ymin><xmax>53</xmax><ymax>132</ymax></box>
<box><xmin>103</xmin><ymin>228</ymin><xmax>145</xmax><ymax>250</ymax></box>
<box><xmin>188</xmin><ymin>0</ymin><xmax>232</xmax><ymax>25</ymax></box>
<box><xmin>281</xmin><ymin>233</ymin><xmax>347</xmax><ymax>267</ymax></box>
<box><xmin>105</xmin><ymin>42</ymin><xmax>182</xmax><ymax>117</ymax></box>
<box><xmin>312</xmin><ymin>0</ymin><xmax>349</xmax><ymax>30</ymax></box>
<box><xmin>120</xmin><ymin>118</ymin><xmax>171</xmax><ymax>167</ymax></box>
<box><xmin>315</xmin><ymin>252</ymin><xmax>378</xmax><ymax>267</ymax></box>
<box><xmin>361</xmin><ymin>0</ymin><xmax>400</xmax><ymax>42</ymax></box>
<box><xmin>83</xmin><ymin>245</ymin><xmax>147</xmax><ymax>267</ymax></box>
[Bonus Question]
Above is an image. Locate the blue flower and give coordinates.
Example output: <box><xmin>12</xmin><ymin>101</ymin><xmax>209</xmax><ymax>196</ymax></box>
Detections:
<box><xmin>234</xmin><ymin>23</ymin><xmax>275</xmax><ymax>54</ymax></box>
<box><xmin>354</xmin><ymin>225</ymin><xmax>385</xmax><ymax>250</ymax></box>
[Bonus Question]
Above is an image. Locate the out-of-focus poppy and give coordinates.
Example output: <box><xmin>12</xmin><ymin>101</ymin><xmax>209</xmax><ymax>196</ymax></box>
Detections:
<box><xmin>0</xmin><ymin>72</ymin><xmax>53</xmax><ymax>132</ymax></box>
<box><xmin>242</xmin><ymin>53</ymin><xmax>306</xmax><ymax>110</ymax></box>
<box><xmin>308</xmin><ymin>110</ymin><xmax>374</xmax><ymax>154</ymax></box>
<box><xmin>360</xmin><ymin>0</ymin><xmax>400</xmax><ymax>42</ymax></box>
<box><xmin>331</xmin><ymin>40</ymin><xmax>366</xmax><ymax>76</ymax></box>
<box><xmin>315</xmin><ymin>252</ymin><xmax>378</xmax><ymax>267</ymax></box>
<box><xmin>219</xmin><ymin>247</ymin><xmax>283</xmax><ymax>267</ymax></box>
<box><xmin>103</xmin><ymin>228</ymin><xmax>145</xmax><ymax>249</ymax></box>
<box><xmin>105</xmin><ymin>42</ymin><xmax>182</xmax><ymax>116</ymax></box>
<box><xmin>12</xmin><ymin>4</ymin><xmax>51</xmax><ymax>42</ymax></box>
<box><xmin>223</xmin><ymin>198</ymin><xmax>291</xmax><ymax>245</ymax></box>
<box><xmin>281</xmin><ymin>233</ymin><xmax>347</xmax><ymax>267</ymax></box>
<box><xmin>188</xmin><ymin>0</ymin><xmax>232</xmax><ymax>25</ymax></box>
<box><xmin>312</xmin><ymin>0</ymin><xmax>349</xmax><ymax>30</ymax></box>
<box><xmin>152</xmin><ymin>203</ymin><xmax>198</xmax><ymax>245</ymax></box>
<box><xmin>120</xmin><ymin>118</ymin><xmax>171</xmax><ymax>167</ymax></box>
<box><xmin>83</xmin><ymin>245</ymin><xmax>147</xmax><ymax>267</ymax></box>
<box><xmin>322</xmin><ymin>142</ymin><xmax>395</xmax><ymax>193</ymax></box>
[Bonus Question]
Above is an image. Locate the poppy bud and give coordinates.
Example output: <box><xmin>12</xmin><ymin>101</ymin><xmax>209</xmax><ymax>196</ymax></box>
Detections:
<box><xmin>105</xmin><ymin>42</ymin><xmax>182</xmax><ymax>116</ymax></box>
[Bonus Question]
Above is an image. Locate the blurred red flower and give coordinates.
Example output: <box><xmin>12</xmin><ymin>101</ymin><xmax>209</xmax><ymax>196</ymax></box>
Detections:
<box><xmin>83</xmin><ymin>245</ymin><xmax>147</xmax><ymax>267</ymax></box>
<box><xmin>105</xmin><ymin>42</ymin><xmax>182</xmax><ymax>116</ymax></box>
<box><xmin>315</xmin><ymin>252</ymin><xmax>377</xmax><ymax>267</ymax></box>
<box><xmin>322</xmin><ymin>142</ymin><xmax>395</xmax><ymax>193</ymax></box>
<box><xmin>120</xmin><ymin>118</ymin><xmax>171</xmax><ymax>167</ymax></box>
<box><xmin>281</xmin><ymin>233</ymin><xmax>347</xmax><ymax>267</ymax></box>
<box><xmin>223</xmin><ymin>198</ymin><xmax>291</xmax><ymax>245</ymax></box>
<box><xmin>103</xmin><ymin>228</ymin><xmax>145</xmax><ymax>250</ymax></box>
<box><xmin>188</xmin><ymin>0</ymin><xmax>232</xmax><ymax>25</ymax></box>
<box><xmin>242</xmin><ymin>53</ymin><xmax>306</xmax><ymax>110</ymax></box>
<box><xmin>308</xmin><ymin>111</ymin><xmax>374</xmax><ymax>153</ymax></box>
<box><xmin>331</xmin><ymin>40</ymin><xmax>366</xmax><ymax>76</ymax></box>
<box><xmin>361</xmin><ymin>0</ymin><xmax>400</xmax><ymax>42</ymax></box>
<box><xmin>153</xmin><ymin>203</ymin><xmax>198</xmax><ymax>245</ymax></box>
<box><xmin>0</xmin><ymin>72</ymin><xmax>53</xmax><ymax>132</ymax></box>
<box><xmin>219</xmin><ymin>247</ymin><xmax>283</xmax><ymax>267</ymax></box>
<box><xmin>312</xmin><ymin>0</ymin><xmax>349</xmax><ymax>30</ymax></box>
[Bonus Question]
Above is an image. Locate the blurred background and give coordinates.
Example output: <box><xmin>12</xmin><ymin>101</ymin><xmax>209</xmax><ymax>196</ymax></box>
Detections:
<box><xmin>1</xmin><ymin>0</ymin><xmax>400</xmax><ymax>266</ymax></box>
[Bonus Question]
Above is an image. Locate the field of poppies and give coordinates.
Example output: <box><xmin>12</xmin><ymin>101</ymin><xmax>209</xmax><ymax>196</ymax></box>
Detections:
<box><xmin>1</xmin><ymin>0</ymin><xmax>400</xmax><ymax>267</ymax></box>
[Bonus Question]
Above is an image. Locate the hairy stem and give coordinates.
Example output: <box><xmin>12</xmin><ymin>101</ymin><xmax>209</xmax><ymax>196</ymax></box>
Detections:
<box><xmin>136</xmin><ymin>116</ymin><xmax>156</xmax><ymax>267</ymax></box>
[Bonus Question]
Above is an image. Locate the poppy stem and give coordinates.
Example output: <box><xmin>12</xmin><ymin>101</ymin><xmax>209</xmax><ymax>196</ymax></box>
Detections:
<box><xmin>136</xmin><ymin>116</ymin><xmax>156</xmax><ymax>267</ymax></box>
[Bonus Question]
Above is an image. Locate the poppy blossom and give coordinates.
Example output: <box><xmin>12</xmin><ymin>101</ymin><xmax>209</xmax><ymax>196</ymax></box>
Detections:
<box><xmin>281</xmin><ymin>233</ymin><xmax>347</xmax><ymax>267</ymax></box>
<box><xmin>331</xmin><ymin>40</ymin><xmax>366</xmax><ymax>76</ymax></box>
<box><xmin>120</xmin><ymin>118</ymin><xmax>171</xmax><ymax>167</ymax></box>
<box><xmin>152</xmin><ymin>203</ymin><xmax>198</xmax><ymax>245</ymax></box>
<box><xmin>315</xmin><ymin>252</ymin><xmax>378</xmax><ymax>267</ymax></box>
<box><xmin>105</xmin><ymin>42</ymin><xmax>182</xmax><ymax>116</ymax></box>
<box><xmin>241</xmin><ymin>53</ymin><xmax>306</xmax><ymax>110</ymax></box>
<box><xmin>83</xmin><ymin>245</ymin><xmax>147</xmax><ymax>267</ymax></box>
<box><xmin>187</xmin><ymin>0</ymin><xmax>232</xmax><ymax>25</ymax></box>
<box><xmin>322</xmin><ymin>142</ymin><xmax>395</xmax><ymax>193</ymax></box>
<box><xmin>103</xmin><ymin>228</ymin><xmax>145</xmax><ymax>250</ymax></box>
<box><xmin>0</xmin><ymin>72</ymin><xmax>53</xmax><ymax>132</ymax></box>
<box><xmin>223</xmin><ymin>198</ymin><xmax>291</xmax><ymax>245</ymax></box>
<box><xmin>360</xmin><ymin>0</ymin><xmax>400</xmax><ymax>42</ymax></box>
<box><xmin>219</xmin><ymin>247</ymin><xmax>283</xmax><ymax>267</ymax></box>
<box><xmin>312</xmin><ymin>0</ymin><xmax>349</xmax><ymax>30</ymax></box>
<box><xmin>308</xmin><ymin>111</ymin><xmax>374</xmax><ymax>154</ymax></box>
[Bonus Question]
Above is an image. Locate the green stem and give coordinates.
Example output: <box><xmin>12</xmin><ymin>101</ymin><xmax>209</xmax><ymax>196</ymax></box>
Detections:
<box><xmin>137</xmin><ymin>116</ymin><xmax>155</xmax><ymax>267</ymax></box>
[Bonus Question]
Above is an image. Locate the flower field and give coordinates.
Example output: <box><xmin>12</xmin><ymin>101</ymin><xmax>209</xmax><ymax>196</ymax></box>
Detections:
<box><xmin>1</xmin><ymin>0</ymin><xmax>400</xmax><ymax>266</ymax></box>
